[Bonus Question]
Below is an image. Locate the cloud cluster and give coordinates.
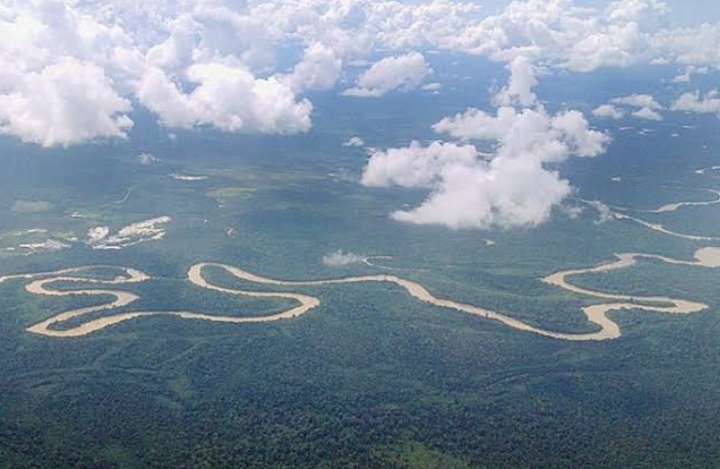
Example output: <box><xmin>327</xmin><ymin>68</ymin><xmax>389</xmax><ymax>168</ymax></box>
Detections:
<box><xmin>672</xmin><ymin>90</ymin><xmax>720</xmax><ymax>114</ymax></box>
<box><xmin>343</xmin><ymin>52</ymin><xmax>431</xmax><ymax>97</ymax></box>
<box><xmin>285</xmin><ymin>42</ymin><xmax>343</xmax><ymax>93</ymax></box>
<box><xmin>592</xmin><ymin>104</ymin><xmax>625</xmax><ymax>120</ymax></box>
<box><xmin>361</xmin><ymin>63</ymin><xmax>610</xmax><ymax>230</ymax></box>
<box><xmin>595</xmin><ymin>93</ymin><xmax>665</xmax><ymax>121</ymax></box>
<box><xmin>3</xmin><ymin>0</ymin><xmax>720</xmax><ymax>147</ymax></box>
<box><xmin>137</xmin><ymin>65</ymin><xmax>313</xmax><ymax>134</ymax></box>
<box><xmin>0</xmin><ymin>2</ymin><xmax>137</xmax><ymax>146</ymax></box>
<box><xmin>611</xmin><ymin>94</ymin><xmax>663</xmax><ymax>110</ymax></box>
<box><xmin>671</xmin><ymin>66</ymin><xmax>709</xmax><ymax>84</ymax></box>
<box><xmin>632</xmin><ymin>107</ymin><xmax>663</xmax><ymax>121</ymax></box>
<box><xmin>0</xmin><ymin>58</ymin><xmax>133</xmax><ymax>147</ymax></box>
<box><xmin>493</xmin><ymin>57</ymin><xmax>538</xmax><ymax>107</ymax></box>
<box><xmin>450</xmin><ymin>0</ymin><xmax>680</xmax><ymax>71</ymax></box>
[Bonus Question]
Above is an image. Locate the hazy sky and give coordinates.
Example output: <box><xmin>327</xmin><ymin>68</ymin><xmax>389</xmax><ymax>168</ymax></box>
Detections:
<box><xmin>464</xmin><ymin>0</ymin><xmax>720</xmax><ymax>24</ymax></box>
<box><xmin>592</xmin><ymin>0</ymin><xmax>720</xmax><ymax>24</ymax></box>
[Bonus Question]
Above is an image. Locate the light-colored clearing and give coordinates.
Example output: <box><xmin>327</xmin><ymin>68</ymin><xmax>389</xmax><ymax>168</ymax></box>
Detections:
<box><xmin>12</xmin><ymin>200</ymin><xmax>53</xmax><ymax>213</ymax></box>
<box><xmin>694</xmin><ymin>247</ymin><xmax>720</xmax><ymax>267</ymax></box>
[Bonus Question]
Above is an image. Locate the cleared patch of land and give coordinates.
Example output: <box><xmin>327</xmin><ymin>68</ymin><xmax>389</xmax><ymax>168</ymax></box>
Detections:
<box><xmin>11</xmin><ymin>200</ymin><xmax>53</xmax><ymax>213</ymax></box>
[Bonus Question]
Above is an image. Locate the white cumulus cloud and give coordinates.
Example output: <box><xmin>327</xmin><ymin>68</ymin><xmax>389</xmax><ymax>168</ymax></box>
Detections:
<box><xmin>422</xmin><ymin>82</ymin><xmax>442</xmax><ymax>92</ymax></box>
<box><xmin>0</xmin><ymin>57</ymin><xmax>132</xmax><ymax>147</ymax></box>
<box><xmin>138</xmin><ymin>64</ymin><xmax>313</xmax><ymax>134</ymax></box>
<box><xmin>611</xmin><ymin>94</ymin><xmax>663</xmax><ymax>109</ymax></box>
<box><xmin>672</xmin><ymin>90</ymin><xmax>720</xmax><ymax>114</ymax></box>
<box><xmin>3</xmin><ymin>0</ymin><xmax>720</xmax><ymax>147</ymax></box>
<box><xmin>342</xmin><ymin>136</ymin><xmax>365</xmax><ymax>147</ymax></box>
<box><xmin>343</xmin><ymin>52</ymin><xmax>431</xmax><ymax>97</ymax></box>
<box><xmin>632</xmin><ymin>106</ymin><xmax>663</xmax><ymax>120</ymax></box>
<box><xmin>362</xmin><ymin>62</ymin><xmax>610</xmax><ymax>230</ymax></box>
<box><xmin>362</xmin><ymin>141</ymin><xmax>479</xmax><ymax>189</ymax></box>
<box><xmin>283</xmin><ymin>42</ymin><xmax>343</xmax><ymax>92</ymax></box>
<box><xmin>494</xmin><ymin>56</ymin><xmax>538</xmax><ymax>107</ymax></box>
<box><xmin>592</xmin><ymin>104</ymin><xmax>625</xmax><ymax>119</ymax></box>
<box><xmin>606</xmin><ymin>0</ymin><xmax>668</xmax><ymax>23</ymax></box>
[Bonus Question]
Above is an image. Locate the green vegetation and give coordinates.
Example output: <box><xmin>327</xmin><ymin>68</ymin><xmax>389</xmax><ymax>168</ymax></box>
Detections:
<box><xmin>1</xmin><ymin>93</ymin><xmax>720</xmax><ymax>469</ymax></box>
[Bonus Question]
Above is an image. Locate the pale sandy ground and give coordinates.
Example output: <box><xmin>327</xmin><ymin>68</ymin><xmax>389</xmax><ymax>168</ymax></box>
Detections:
<box><xmin>694</xmin><ymin>247</ymin><xmax>720</xmax><ymax>267</ymax></box>
<box><xmin>3</xmin><ymin>247</ymin><xmax>717</xmax><ymax>340</ymax></box>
